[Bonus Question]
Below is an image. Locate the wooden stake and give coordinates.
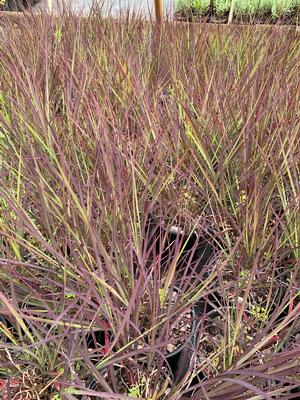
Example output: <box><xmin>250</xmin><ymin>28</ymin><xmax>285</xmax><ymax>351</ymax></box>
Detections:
<box><xmin>154</xmin><ymin>0</ymin><xmax>163</xmax><ymax>29</ymax></box>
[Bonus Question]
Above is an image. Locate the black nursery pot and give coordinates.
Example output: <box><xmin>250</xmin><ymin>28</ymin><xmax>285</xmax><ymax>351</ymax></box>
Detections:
<box><xmin>154</xmin><ymin>224</ymin><xmax>217</xmax><ymax>281</ymax></box>
<box><xmin>162</xmin><ymin>224</ymin><xmax>221</xmax><ymax>384</ymax></box>
<box><xmin>164</xmin><ymin>299</ymin><xmax>214</xmax><ymax>384</ymax></box>
<box><xmin>84</xmin><ymin>225</ymin><xmax>219</xmax><ymax>393</ymax></box>
<box><xmin>166</xmin><ymin>306</ymin><xmax>223</xmax><ymax>398</ymax></box>
<box><xmin>164</xmin><ymin>313</ymin><xmax>197</xmax><ymax>383</ymax></box>
<box><xmin>81</xmin><ymin>304</ymin><xmax>212</xmax><ymax>397</ymax></box>
<box><xmin>143</xmin><ymin>224</ymin><xmax>219</xmax><ymax>379</ymax></box>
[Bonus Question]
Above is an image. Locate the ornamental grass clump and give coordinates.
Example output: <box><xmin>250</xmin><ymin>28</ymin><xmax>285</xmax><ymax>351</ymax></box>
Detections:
<box><xmin>0</xmin><ymin>9</ymin><xmax>300</xmax><ymax>400</ymax></box>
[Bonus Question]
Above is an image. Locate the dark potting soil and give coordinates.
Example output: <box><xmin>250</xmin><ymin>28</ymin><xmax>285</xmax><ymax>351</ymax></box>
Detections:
<box><xmin>167</xmin><ymin>308</ymin><xmax>193</xmax><ymax>354</ymax></box>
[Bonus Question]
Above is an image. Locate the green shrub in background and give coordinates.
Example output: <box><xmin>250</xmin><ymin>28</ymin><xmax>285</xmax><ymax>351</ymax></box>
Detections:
<box><xmin>269</xmin><ymin>0</ymin><xmax>299</xmax><ymax>17</ymax></box>
<box><xmin>234</xmin><ymin>0</ymin><xmax>271</xmax><ymax>16</ymax></box>
<box><xmin>176</xmin><ymin>0</ymin><xmax>300</xmax><ymax>17</ymax></box>
<box><xmin>176</xmin><ymin>0</ymin><xmax>211</xmax><ymax>14</ymax></box>
<box><xmin>214</xmin><ymin>0</ymin><xmax>232</xmax><ymax>15</ymax></box>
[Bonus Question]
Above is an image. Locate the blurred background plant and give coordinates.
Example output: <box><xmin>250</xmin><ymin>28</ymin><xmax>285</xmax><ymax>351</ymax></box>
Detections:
<box><xmin>175</xmin><ymin>0</ymin><xmax>300</xmax><ymax>21</ymax></box>
<box><xmin>0</xmin><ymin>0</ymin><xmax>41</xmax><ymax>11</ymax></box>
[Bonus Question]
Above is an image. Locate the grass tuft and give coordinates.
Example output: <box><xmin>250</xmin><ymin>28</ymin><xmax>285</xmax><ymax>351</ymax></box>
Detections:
<box><xmin>0</xmin><ymin>7</ymin><xmax>299</xmax><ymax>399</ymax></box>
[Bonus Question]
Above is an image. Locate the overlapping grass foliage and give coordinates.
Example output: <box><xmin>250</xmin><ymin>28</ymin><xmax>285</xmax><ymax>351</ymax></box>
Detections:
<box><xmin>0</xmin><ymin>10</ymin><xmax>299</xmax><ymax>399</ymax></box>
